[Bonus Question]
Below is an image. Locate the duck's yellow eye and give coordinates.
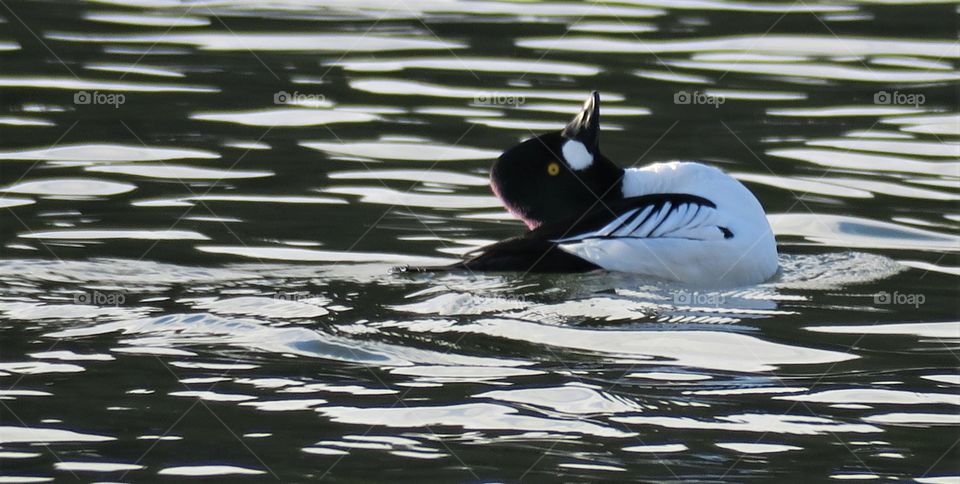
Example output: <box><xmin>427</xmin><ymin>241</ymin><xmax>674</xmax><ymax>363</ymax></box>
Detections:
<box><xmin>547</xmin><ymin>162</ymin><xmax>561</xmax><ymax>176</ymax></box>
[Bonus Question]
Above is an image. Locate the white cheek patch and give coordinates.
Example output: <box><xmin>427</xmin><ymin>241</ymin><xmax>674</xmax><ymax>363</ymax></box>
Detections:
<box><xmin>562</xmin><ymin>140</ymin><xmax>593</xmax><ymax>171</ymax></box>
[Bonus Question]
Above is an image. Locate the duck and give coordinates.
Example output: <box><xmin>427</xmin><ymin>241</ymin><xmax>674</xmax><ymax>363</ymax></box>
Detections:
<box><xmin>417</xmin><ymin>91</ymin><xmax>779</xmax><ymax>287</ymax></box>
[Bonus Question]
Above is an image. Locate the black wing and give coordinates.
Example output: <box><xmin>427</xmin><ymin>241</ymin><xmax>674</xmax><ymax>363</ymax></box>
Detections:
<box><xmin>403</xmin><ymin>193</ymin><xmax>722</xmax><ymax>274</ymax></box>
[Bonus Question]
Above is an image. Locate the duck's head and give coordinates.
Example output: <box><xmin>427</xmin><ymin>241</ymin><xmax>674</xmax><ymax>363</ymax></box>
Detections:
<box><xmin>490</xmin><ymin>91</ymin><xmax>624</xmax><ymax>229</ymax></box>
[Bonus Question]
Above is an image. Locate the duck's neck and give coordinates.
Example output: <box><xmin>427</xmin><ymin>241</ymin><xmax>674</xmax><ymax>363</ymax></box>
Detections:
<box><xmin>588</xmin><ymin>154</ymin><xmax>626</xmax><ymax>201</ymax></box>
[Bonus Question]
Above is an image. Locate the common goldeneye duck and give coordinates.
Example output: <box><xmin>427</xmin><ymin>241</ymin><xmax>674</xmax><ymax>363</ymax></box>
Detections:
<box><xmin>423</xmin><ymin>91</ymin><xmax>779</xmax><ymax>287</ymax></box>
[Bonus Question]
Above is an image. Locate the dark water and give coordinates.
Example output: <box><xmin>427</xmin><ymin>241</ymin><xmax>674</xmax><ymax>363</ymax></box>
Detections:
<box><xmin>1</xmin><ymin>0</ymin><xmax>959</xmax><ymax>481</ymax></box>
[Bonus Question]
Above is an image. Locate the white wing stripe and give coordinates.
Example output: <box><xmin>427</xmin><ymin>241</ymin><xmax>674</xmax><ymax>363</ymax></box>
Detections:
<box><xmin>652</xmin><ymin>202</ymin><xmax>690</xmax><ymax>238</ymax></box>
<box><xmin>599</xmin><ymin>208</ymin><xmax>639</xmax><ymax>237</ymax></box>
<box><xmin>612</xmin><ymin>205</ymin><xmax>654</xmax><ymax>237</ymax></box>
<box><xmin>554</xmin><ymin>208</ymin><xmax>637</xmax><ymax>243</ymax></box>
<box><xmin>687</xmin><ymin>204</ymin><xmax>712</xmax><ymax>230</ymax></box>
<box><xmin>551</xmin><ymin>198</ymin><xmax>725</xmax><ymax>244</ymax></box>
<box><xmin>634</xmin><ymin>202</ymin><xmax>671</xmax><ymax>237</ymax></box>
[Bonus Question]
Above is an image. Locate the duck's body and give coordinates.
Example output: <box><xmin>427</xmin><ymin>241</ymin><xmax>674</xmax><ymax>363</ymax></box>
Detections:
<box><xmin>418</xmin><ymin>92</ymin><xmax>779</xmax><ymax>287</ymax></box>
<box><xmin>557</xmin><ymin>161</ymin><xmax>779</xmax><ymax>287</ymax></box>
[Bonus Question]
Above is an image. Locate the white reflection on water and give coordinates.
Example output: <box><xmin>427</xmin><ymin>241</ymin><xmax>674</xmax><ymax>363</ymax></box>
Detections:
<box><xmin>415</xmin><ymin>106</ymin><xmax>503</xmax><ymax>118</ymax></box>
<box><xmin>613</xmin><ymin>413</ymin><xmax>880</xmax><ymax>435</ymax></box>
<box><xmin>83</xmin><ymin>11</ymin><xmax>211</xmax><ymax>27</ymax></box>
<box><xmin>797</xmin><ymin>177</ymin><xmax>957</xmax><ymax>201</ymax></box>
<box><xmin>46</xmin><ymin>32</ymin><xmax>465</xmax><ymax>52</ymax></box>
<box><xmin>20</xmin><ymin>229</ymin><xmax>209</xmax><ymax>241</ymax></box>
<box><xmin>54</xmin><ymin>462</ymin><xmax>144</xmax><ymax>473</ymax></box>
<box><xmin>30</xmin><ymin>351</ymin><xmax>114</xmax><ymax>361</ymax></box>
<box><xmin>321</xmin><ymin>186</ymin><xmax>501</xmax><ymax>209</ymax></box>
<box><xmin>776</xmin><ymin>389</ymin><xmax>960</xmax><ymax>406</ymax></box>
<box><xmin>391</xmin><ymin>365</ymin><xmax>544</xmax><ymax>383</ymax></box>
<box><xmin>624</xmin><ymin>443</ymin><xmax>688</xmax><ymax>453</ymax></box>
<box><xmin>195</xmin><ymin>246</ymin><xmax>455</xmax><ymax>265</ymax></box>
<box><xmin>475</xmin><ymin>385</ymin><xmax>645</xmax><ymax>414</ymax></box>
<box><xmin>42</xmin><ymin>312</ymin><xmax>531</xmax><ymax>368</ymax></box>
<box><xmin>769</xmin><ymin>214</ymin><xmax>960</xmax><ymax>252</ymax></box>
<box><xmin>768</xmin><ymin>105</ymin><xmax>926</xmax><ymax>117</ymax></box>
<box><xmin>883</xmin><ymin>113</ymin><xmax>960</xmax><ymax>136</ymax></box>
<box><xmin>0</xmin><ymin>426</ymin><xmax>114</xmax><ymax>444</ymax></box>
<box><xmin>0</xmin><ymin>76</ymin><xmax>217</xmax><ymax>92</ymax></box>
<box><xmin>862</xmin><ymin>413</ymin><xmax>960</xmax><ymax>425</ymax></box>
<box><xmin>0</xmin><ymin>198</ymin><xmax>36</xmax><ymax>209</ymax></box>
<box><xmin>169</xmin><ymin>390</ymin><xmax>256</xmax><ymax>402</ymax></box>
<box><xmin>329</xmin><ymin>57</ymin><xmax>600</xmax><ymax>76</ymax></box>
<box><xmin>317</xmin><ymin>402</ymin><xmax>635</xmax><ymax>438</ymax></box>
<box><xmin>0</xmin><ymin>116</ymin><xmax>55</xmax><ymax>126</ymax></box>
<box><xmin>301</xmin><ymin>140</ymin><xmax>498</xmax><ymax>161</ymax></box>
<box><xmin>627</xmin><ymin>372</ymin><xmax>711</xmax><ymax>381</ymax></box>
<box><xmin>350</xmin><ymin>79</ymin><xmax>626</xmax><ymax>102</ymax></box>
<box><xmin>715</xmin><ymin>442</ymin><xmax>802</xmax><ymax>454</ymax></box>
<box><xmin>0</xmin><ymin>362</ymin><xmax>84</xmax><ymax>375</ymax></box>
<box><xmin>634</xmin><ymin>69</ymin><xmax>711</xmax><ymax>84</ymax></box>
<box><xmin>569</xmin><ymin>22</ymin><xmax>657</xmax><ymax>33</ymax></box>
<box><xmin>329</xmin><ymin>169</ymin><xmax>489</xmax><ymax>186</ymax></box>
<box><xmin>87</xmin><ymin>164</ymin><xmax>271</xmax><ymax>180</ymax></box>
<box><xmin>133</xmin><ymin>194</ymin><xmax>347</xmax><ymax>207</ymax></box>
<box><xmin>665</xmin><ymin>60</ymin><xmax>960</xmax><ymax>83</ymax></box>
<box><xmin>767</xmin><ymin>148</ymin><xmax>960</xmax><ymax>177</ymax></box>
<box><xmin>157</xmin><ymin>465</ymin><xmax>266</xmax><ymax>476</ymax></box>
<box><xmin>807</xmin><ymin>322</ymin><xmax>960</xmax><ymax>339</ymax></box>
<box><xmin>0</xmin><ymin>143</ymin><xmax>219</xmax><ymax>161</ymax></box>
<box><xmin>84</xmin><ymin>62</ymin><xmax>184</xmax><ymax>78</ymax></box>
<box><xmin>191</xmin><ymin>108</ymin><xmax>377</xmax><ymax>127</ymax></box>
<box><xmin>923</xmin><ymin>375</ymin><xmax>960</xmax><ymax>385</ymax></box>
<box><xmin>386</xmin><ymin>318</ymin><xmax>855</xmax><ymax>372</ymax></box>
<box><xmin>1</xmin><ymin>178</ymin><xmax>136</xmax><ymax>197</ymax></box>
<box><xmin>703</xmin><ymin>88</ymin><xmax>806</xmax><ymax>100</ymax></box>
<box><xmin>0</xmin><ymin>450</ymin><xmax>43</xmax><ymax>459</ymax></box>
<box><xmin>806</xmin><ymin>139</ymin><xmax>960</xmax><ymax>158</ymax></box>
<box><xmin>870</xmin><ymin>55</ymin><xmax>953</xmax><ymax>70</ymax></box>
<box><xmin>734</xmin><ymin>173</ymin><xmax>874</xmax><ymax>199</ymax></box>
<box><xmin>132</xmin><ymin>0</ymin><xmax>666</xmax><ymax>18</ymax></box>
<box><xmin>242</xmin><ymin>399</ymin><xmax>328</xmax><ymax>412</ymax></box>
<box><xmin>191</xmin><ymin>296</ymin><xmax>330</xmax><ymax>318</ymax></box>
<box><xmin>517</xmin><ymin>35</ymin><xmax>960</xmax><ymax>58</ymax></box>
<box><xmin>1</xmin><ymin>302</ymin><xmax>150</xmax><ymax>322</ymax></box>
<box><xmin>601</xmin><ymin>0</ymin><xmax>852</xmax><ymax>13</ymax></box>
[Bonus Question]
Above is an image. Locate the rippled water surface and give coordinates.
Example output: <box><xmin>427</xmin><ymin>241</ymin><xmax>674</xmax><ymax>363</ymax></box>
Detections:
<box><xmin>1</xmin><ymin>0</ymin><xmax>958</xmax><ymax>481</ymax></box>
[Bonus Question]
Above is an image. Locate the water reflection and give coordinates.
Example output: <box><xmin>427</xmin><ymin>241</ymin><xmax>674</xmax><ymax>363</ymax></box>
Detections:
<box><xmin>47</xmin><ymin>32</ymin><xmax>466</xmax><ymax>52</ymax></box>
<box><xmin>1</xmin><ymin>0</ymin><xmax>958</xmax><ymax>480</ymax></box>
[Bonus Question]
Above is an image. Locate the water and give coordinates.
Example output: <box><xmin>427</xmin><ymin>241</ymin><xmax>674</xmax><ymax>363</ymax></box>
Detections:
<box><xmin>0</xmin><ymin>0</ymin><xmax>958</xmax><ymax>481</ymax></box>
